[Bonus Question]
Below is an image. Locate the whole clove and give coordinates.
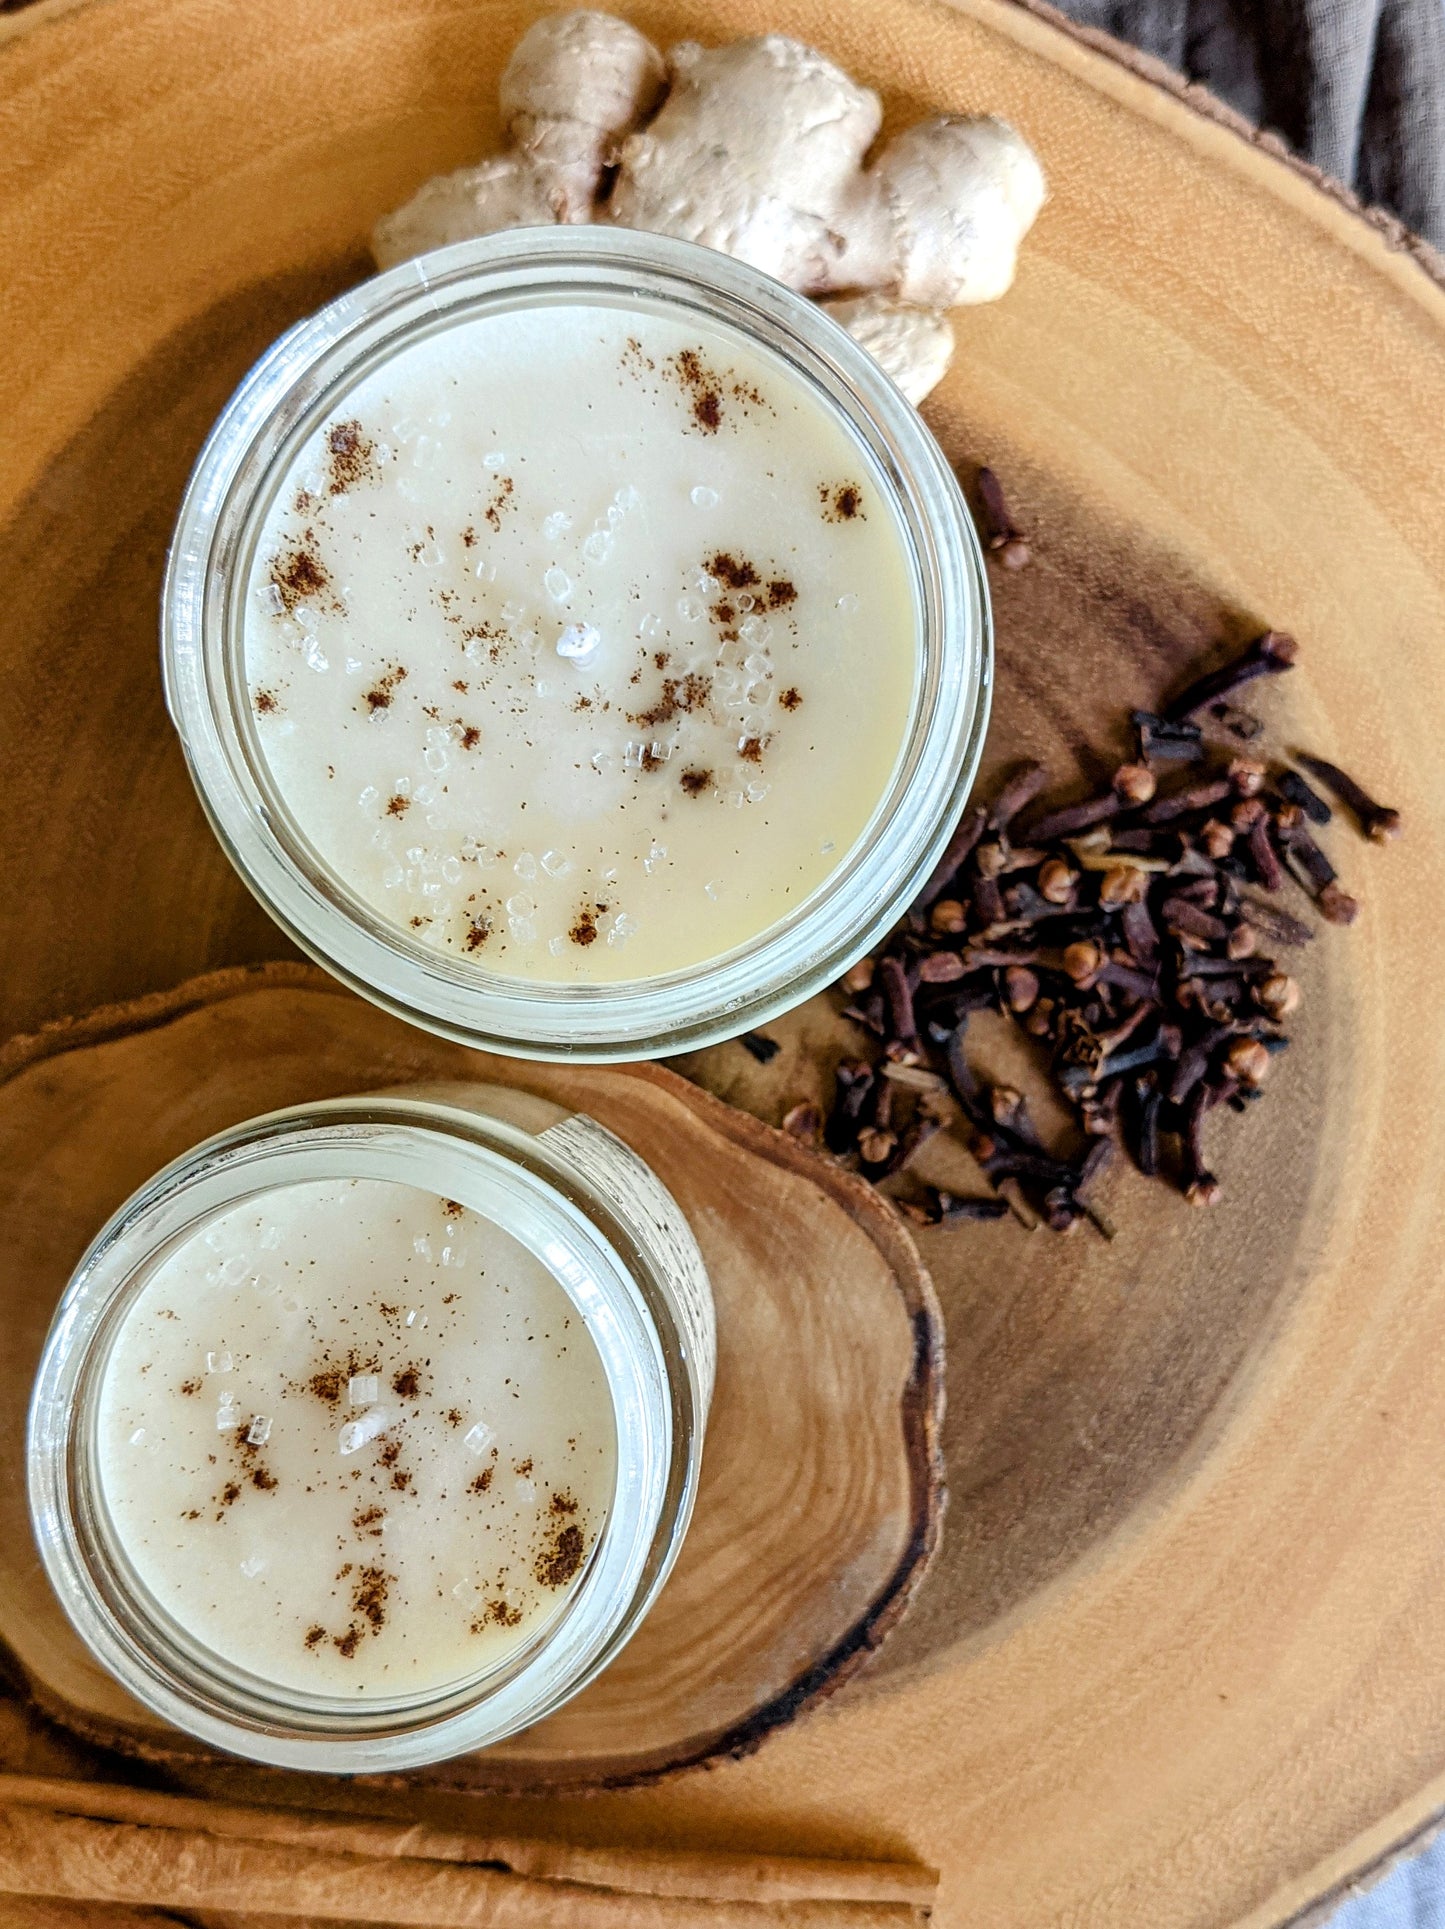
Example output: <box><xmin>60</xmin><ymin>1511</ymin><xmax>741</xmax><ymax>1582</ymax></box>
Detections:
<box><xmin>935</xmin><ymin>1191</ymin><xmax>1011</xmax><ymax>1223</ymax></box>
<box><xmin>1143</xmin><ymin>777</ymin><xmax>1233</xmax><ymax>825</ymax></box>
<box><xmin>988</xmin><ymin>761</ymin><xmax>1051</xmax><ymax>834</ymax></box>
<box><xmin>879</xmin><ymin>956</ymin><xmax>918</xmax><ymax>1049</ymax></box>
<box><xmin>739</xmin><ymin>1031</ymin><xmax>780</xmax><ymax>1064</ymax></box>
<box><xmin>975</xmin><ymin>466</ymin><xmax>1032</xmax><ymax>569</ymax></box>
<box><xmin>1247</xmin><ymin>812</ymin><xmax>1284</xmax><ymax>891</ymax></box>
<box><xmin>917</xmin><ymin>806</ymin><xmax>988</xmax><ymax>907</ymax></box>
<box><xmin>1277</xmin><ymin>819</ymin><xmax>1360</xmax><ymax>927</ymax></box>
<box><xmin>1024</xmin><ymin>793</ymin><xmax>1121</xmax><ymax>843</ymax></box>
<box><xmin>1277</xmin><ymin>769</ymin><xmax>1332</xmax><ymax>826</ymax></box>
<box><xmin>1164</xmin><ymin>630</ymin><xmax>1298</xmax><ymax>722</ymax></box>
<box><xmin>1181</xmin><ymin>1084</ymin><xmax>1221</xmax><ymax>1206</ymax></box>
<box><xmin>1295</xmin><ymin>752</ymin><xmax>1401</xmax><ymax>842</ymax></box>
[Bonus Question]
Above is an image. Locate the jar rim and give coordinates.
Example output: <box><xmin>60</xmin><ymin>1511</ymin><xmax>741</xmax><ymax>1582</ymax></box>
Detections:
<box><xmin>162</xmin><ymin>228</ymin><xmax>992</xmax><ymax>1060</ymax></box>
<box><xmin>26</xmin><ymin>1096</ymin><xmax>697</xmax><ymax>1770</ymax></box>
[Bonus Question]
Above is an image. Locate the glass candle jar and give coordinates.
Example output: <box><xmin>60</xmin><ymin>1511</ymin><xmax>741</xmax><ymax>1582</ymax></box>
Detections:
<box><xmin>163</xmin><ymin>228</ymin><xmax>990</xmax><ymax>1060</ymax></box>
<box><xmin>27</xmin><ymin>1084</ymin><xmax>712</xmax><ymax>1771</ymax></box>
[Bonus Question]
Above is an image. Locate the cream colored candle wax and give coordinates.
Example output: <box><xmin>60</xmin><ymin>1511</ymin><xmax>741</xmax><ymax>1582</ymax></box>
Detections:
<box><xmin>95</xmin><ymin>1179</ymin><xmax>615</xmax><ymax>1696</ymax></box>
<box><xmin>243</xmin><ymin>300</ymin><xmax>919</xmax><ymax>981</ymax></box>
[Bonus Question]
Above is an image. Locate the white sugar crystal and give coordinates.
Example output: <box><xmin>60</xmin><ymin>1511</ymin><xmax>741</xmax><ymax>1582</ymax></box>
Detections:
<box><xmin>540</xmin><ymin>848</ymin><xmax>571</xmax><ymax>877</ymax></box>
<box><xmin>556</xmin><ymin>622</ymin><xmax>601</xmax><ymax>661</ymax></box>
<box><xmin>608</xmin><ymin>912</ymin><xmax>639</xmax><ymax>946</ymax></box>
<box><xmin>216</xmin><ymin>1404</ymin><xmax>240</xmax><ymax>1431</ymax></box>
<box><xmin>246</xmin><ymin>1415</ymin><xmax>273</xmax><ymax>1447</ymax></box>
<box><xmin>548</xmin><ymin>935</ymin><xmax>567</xmax><ymax>956</ymax></box>
<box><xmin>220</xmin><ymin>1256</ymin><xmax>249</xmax><ymax>1286</ymax></box>
<box><xmin>543</xmin><ymin>566</ymin><xmax>573</xmax><ymax>603</ymax></box>
<box><xmin>506</xmin><ymin>893</ymin><xmax>536</xmax><ymax>919</ymax></box>
<box><xmin>483</xmin><ymin>449</ymin><xmax>507</xmax><ymax>469</ymax></box>
<box><xmin>256</xmin><ymin>581</ymin><xmax>286</xmax><ymax>617</ymax></box>
<box><xmin>739</xmin><ymin>618</ymin><xmax>772</xmax><ymax>648</ymax></box>
<box><xmin>821</xmin><ymin>838</ymin><xmax>836</xmax><ymax>854</ymax></box>
<box><xmin>404</xmin><ymin>1309</ymin><xmax>417</xmax><ymax>1328</ymax></box>
<box><xmin>206</xmin><ymin>1350</ymin><xmax>233</xmax><ymax>1375</ymax></box>
<box><xmin>411</xmin><ymin>434</ymin><xmax>440</xmax><ymax>469</ymax></box>
<box><xmin>514</xmin><ymin>1477</ymin><xmax>537</xmax><ymax>1506</ymax></box>
<box><xmin>258</xmin><ymin>1225</ymin><xmax>281</xmax><ymax>1251</ymax></box>
<box><xmin>463</xmin><ymin>1421</ymin><xmax>496</xmax><ymax>1456</ymax></box>
<box><xmin>541</xmin><ymin>510</ymin><xmax>572</xmax><ymax>540</ymax></box>
<box><xmin>704</xmin><ymin>879</ymin><xmax>722</xmax><ymax>900</ymax></box>
<box><xmin>614</xmin><ymin>482</ymin><xmax>641</xmax><ymax>513</ymax></box>
<box><xmin>509</xmin><ymin>916</ymin><xmax>538</xmax><ymax>943</ymax></box>
<box><xmin>637</xmin><ymin>612</ymin><xmax>663</xmax><ymax>639</ymax></box>
<box><xmin>746</xmin><ymin>780</ymin><xmax>770</xmax><ymax>803</ymax></box>
<box><xmin>129</xmin><ymin>1428</ymin><xmax>146</xmax><ymax>1447</ymax></box>
<box><xmin>643</xmin><ymin>841</ymin><xmax>667</xmax><ymax>873</ymax></box>
<box><xmin>239</xmin><ymin>1555</ymin><xmax>268</xmax><ymax>1579</ymax></box>
<box><xmin>339</xmin><ymin>1407</ymin><xmax>395</xmax><ymax>1456</ymax></box>
<box><xmin>348</xmin><ymin>1374</ymin><xmax>379</xmax><ymax>1407</ymax></box>
<box><xmin>582</xmin><ymin>529</ymin><xmax>613</xmax><ymax>563</ymax></box>
<box><xmin>689</xmin><ymin>484</ymin><xmax>719</xmax><ymax>509</ymax></box>
<box><xmin>675</xmin><ymin>595</ymin><xmax>703</xmax><ymax>625</ymax></box>
<box><xmin>836</xmin><ymin>591</ymin><xmax>861</xmax><ymax>613</ymax></box>
<box><xmin>513</xmin><ymin>849</ymin><xmax>538</xmax><ymax>880</ymax></box>
<box><xmin>452</xmin><ymin>1577</ymin><xmax>481</xmax><ymax>1607</ymax></box>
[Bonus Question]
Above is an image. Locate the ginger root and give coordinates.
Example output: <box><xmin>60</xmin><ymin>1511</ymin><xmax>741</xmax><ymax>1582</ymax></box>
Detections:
<box><xmin>373</xmin><ymin>12</ymin><xmax>1045</xmax><ymax>404</ymax></box>
<box><xmin>373</xmin><ymin>13</ymin><xmax>665</xmax><ymax>259</ymax></box>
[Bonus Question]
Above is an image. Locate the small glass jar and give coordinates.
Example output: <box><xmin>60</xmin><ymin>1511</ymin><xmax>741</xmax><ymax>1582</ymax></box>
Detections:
<box><xmin>162</xmin><ymin>227</ymin><xmax>990</xmax><ymax>1060</ymax></box>
<box><xmin>27</xmin><ymin>1084</ymin><xmax>712</xmax><ymax>1772</ymax></box>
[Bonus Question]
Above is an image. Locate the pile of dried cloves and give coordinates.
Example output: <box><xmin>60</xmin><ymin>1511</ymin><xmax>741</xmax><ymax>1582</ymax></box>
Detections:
<box><xmin>780</xmin><ymin>626</ymin><xmax>1401</xmax><ymax>1233</ymax></box>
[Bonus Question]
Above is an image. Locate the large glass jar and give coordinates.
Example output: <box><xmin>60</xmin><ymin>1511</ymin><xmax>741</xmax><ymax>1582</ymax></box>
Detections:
<box><xmin>28</xmin><ymin>1083</ymin><xmax>712</xmax><ymax>1771</ymax></box>
<box><xmin>162</xmin><ymin>227</ymin><xmax>990</xmax><ymax>1060</ymax></box>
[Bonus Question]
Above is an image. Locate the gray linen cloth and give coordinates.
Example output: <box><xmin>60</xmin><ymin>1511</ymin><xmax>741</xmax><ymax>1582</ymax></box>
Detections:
<box><xmin>1047</xmin><ymin>0</ymin><xmax>1445</xmax><ymax>250</ymax></box>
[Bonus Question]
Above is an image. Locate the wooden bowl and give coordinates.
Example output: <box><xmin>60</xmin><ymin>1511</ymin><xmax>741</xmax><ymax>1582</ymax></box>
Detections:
<box><xmin>2</xmin><ymin>0</ymin><xmax>1444</xmax><ymax>1922</ymax></box>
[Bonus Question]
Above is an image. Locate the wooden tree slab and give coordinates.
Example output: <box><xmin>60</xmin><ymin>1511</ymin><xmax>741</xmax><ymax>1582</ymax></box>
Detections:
<box><xmin>0</xmin><ymin>965</ymin><xmax>942</xmax><ymax>1791</ymax></box>
<box><xmin>2</xmin><ymin>0</ymin><xmax>1445</xmax><ymax>1921</ymax></box>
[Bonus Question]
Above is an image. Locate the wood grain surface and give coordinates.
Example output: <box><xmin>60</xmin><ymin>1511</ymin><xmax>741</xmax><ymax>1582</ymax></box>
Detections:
<box><xmin>1</xmin><ymin>0</ymin><xmax>1444</xmax><ymax>1923</ymax></box>
<box><xmin>0</xmin><ymin>965</ymin><xmax>942</xmax><ymax>1792</ymax></box>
